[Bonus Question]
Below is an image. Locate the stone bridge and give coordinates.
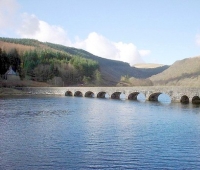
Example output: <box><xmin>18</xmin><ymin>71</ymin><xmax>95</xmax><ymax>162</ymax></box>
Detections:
<box><xmin>19</xmin><ymin>86</ymin><xmax>200</xmax><ymax>104</ymax></box>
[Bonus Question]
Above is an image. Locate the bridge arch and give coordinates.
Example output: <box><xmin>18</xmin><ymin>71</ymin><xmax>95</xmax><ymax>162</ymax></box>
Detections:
<box><xmin>111</xmin><ymin>92</ymin><xmax>121</xmax><ymax>99</ymax></box>
<box><xmin>65</xmin><ymin>91</ymin><xmax>73</xmax><ymax>96</ymax></box>
<box><xmin>180</xmin><ymin>95</ymin><xmax>189</xmax><ymax>104</ymax></box>
<box><xmin>148</xmin><ymin>92</ymin><xmax>162</xmax><ymax>102</ymax></box>
<box><xmin>192</xmin><ymin>96</ymin><xmax>200</xmax><ymax>104</ymax></box>
<box><xmin>128</xmin><ymin>92</ymin><xmax>139</xmax><ymax>100</ymax></box>
<box><xmin>85</xmin><ymin>91</ymin><xmax>95</xmax><ymax>98</ymax></box>
<box><xmin>74</xmin><ymin>91</ymin><xmax>83</xmax><ymax>97</ymax></box>
<box><xmin>97</xmin><ymin>91</ymin><xmax>107</xmax><ymax>98</ymax></box>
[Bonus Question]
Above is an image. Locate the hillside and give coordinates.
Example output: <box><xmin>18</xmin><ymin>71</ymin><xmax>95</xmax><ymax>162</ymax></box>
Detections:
<box><xmin>134</xmin><ymin>63</ymin><xmax>165</xmax><ymax>68</ymax></box>
<box><xmin>150</xmin><ymin>56</ymin><xmax>200</xmax><ymax>86</ymax></box>
<box><xmin>0</xmin><ymin>38</ymin><xmax>169</xmax><ymax>86</ymax></box>
<box><xmin>136</xmin><ymin>65</ymin><xmax>169</xmax><ymax>78</ymax></box>
<box><xmin>43</xmin><ymin>42</ymin><xmax>168</xmax><ymax>82</ymax></box>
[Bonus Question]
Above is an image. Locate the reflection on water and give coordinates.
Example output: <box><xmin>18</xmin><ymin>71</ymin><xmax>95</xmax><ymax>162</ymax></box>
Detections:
<box><xmin>119</xmin><ymin>93</ymin><xmax>126</xmax><ymax>100</ymax></box>
<box><xmin>137</xmin><ymin>93</ymin><xmax>146</xmax><ymax>102</ymax></box>
<box><xmin>105</xmin><ymin>93</ymin><xmax>110</xmax><ymax>99</ymax></box>
<box><xmin>0</xmin><ymin>96</ymin><xmax>200</xmax><ymax>169</ymax></box>
<box><xmin>158</xmin><ymin>93</ymin><xmax>171</xmax><ymax>104</ymax></box>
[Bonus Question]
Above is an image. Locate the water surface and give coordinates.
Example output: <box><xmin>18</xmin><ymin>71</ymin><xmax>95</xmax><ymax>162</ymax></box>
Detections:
<box><xmin>0</xmin><ymin>96</ymin><xmax>200</xmax><ymax>169</ymax></box>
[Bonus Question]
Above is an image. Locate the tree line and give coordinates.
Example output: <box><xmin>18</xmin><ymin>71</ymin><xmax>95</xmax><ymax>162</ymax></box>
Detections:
<box><xmin>0</xmin><ymin>37</ymin><xmax>40</xmax><ymax>47</ymax></box>
<box><xmin>0</xmin><ymin>48</ymin><xmax>22</xmax><ymax>77</ymax></box>
<box><xmin>0</xmin><ymin>48</ymin><xmax>103</xmax><ymax>85</ymax></box>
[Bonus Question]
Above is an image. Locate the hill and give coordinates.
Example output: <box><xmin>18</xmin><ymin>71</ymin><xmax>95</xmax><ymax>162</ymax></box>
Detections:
<box><xmin>135</xmin><ymin>65</ymin><xmax>169</xmax><ymax>78</ymax></box>
<box><xmin>42</xmin><ymin>42</ymin><xmax>169</xmax><ymax>83</ymax></box>
<box><xmin>134</xmin><ymin>63</ymin><xmax>165</xmax><ymax>68</ymax></box>
<box><xmin>150</xmin><ymin>56</ymin><xmax>200</xmax><ymax>86</ymax></box>
<box><xmin>0</xmin><ymin>37</ymin><xmax>168</xmax><ymax>86</ymax></box>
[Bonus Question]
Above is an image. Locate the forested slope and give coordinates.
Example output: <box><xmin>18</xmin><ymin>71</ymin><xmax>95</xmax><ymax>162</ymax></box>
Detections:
<box><xmin>0</xmin><ymin>38</ymin><xmax>100</xmax><ymax>86</ymax></box>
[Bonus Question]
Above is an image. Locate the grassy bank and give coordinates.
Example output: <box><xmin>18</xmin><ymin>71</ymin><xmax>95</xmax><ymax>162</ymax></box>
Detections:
<box><xmin>0</xmin><ymin>80</ymin><xmax>52</xmax><ymax>96</ymax></box>
<box><xmin>0</xmin><ymin>87</ymin><xmax>27</xmax><ymax>96</ymax></box>
<box><xmin>0</xmin><ymin>80</ymin><xmax>51</xmax><ymax>87</ymax></box>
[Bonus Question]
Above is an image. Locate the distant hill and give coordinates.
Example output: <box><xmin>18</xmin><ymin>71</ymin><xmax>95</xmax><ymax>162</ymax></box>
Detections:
<box><xmin>135</xmin><ymin>65</ymin><xmax>169</xmax><ymax>78</ymax></box>
<box><xmin>0</xmin><ymin>37</ymin><xmax>168</xmax><ymax>85</ymax></box>
<box><xmin>134</xmin><ymin>63</ymin><xmax>164</xmax><ymax>68</ymax></box>
<box><xmin>150</xmin><ymin>56</ymin><xmax>200</xmax><ymax>86</ymax></box>
<box><xmin>117</xmin><ymin>64</ymin><xmax>169</xmax><ymax>87</ymax></box>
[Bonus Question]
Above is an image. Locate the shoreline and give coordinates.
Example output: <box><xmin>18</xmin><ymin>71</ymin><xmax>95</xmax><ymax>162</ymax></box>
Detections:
<box><xmin>0</xmin><ymin>87</ymin><xmax>28</xmax><ymax>96</ymax></box>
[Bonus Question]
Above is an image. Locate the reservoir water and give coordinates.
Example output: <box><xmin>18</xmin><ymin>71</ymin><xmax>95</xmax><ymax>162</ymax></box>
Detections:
<box><xmin>0</xmin><ymin>95</ymin><xmax>200</xmax><ymax>169</ymax></box>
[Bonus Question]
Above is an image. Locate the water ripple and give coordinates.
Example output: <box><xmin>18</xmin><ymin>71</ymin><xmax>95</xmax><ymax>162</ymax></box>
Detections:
<box><xmin>1</xmin><ymin>96</ymin><xmax>200</xmax><ymax>169</ymax></box>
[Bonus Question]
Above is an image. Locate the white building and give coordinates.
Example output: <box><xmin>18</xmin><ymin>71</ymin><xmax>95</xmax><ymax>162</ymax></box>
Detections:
<box><xmin>4</xmin><ymin>66</ymin><xmax>20</xmax><ymax>81</ymax></box>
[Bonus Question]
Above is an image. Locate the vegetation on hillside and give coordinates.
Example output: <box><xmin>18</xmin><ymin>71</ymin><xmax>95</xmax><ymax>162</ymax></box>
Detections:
<box><xmin>150</xmin><ymin>56</ymin><xmax>200</xmax><ymax>86</ymax></box>
<box><xmin>138</xmin><ymin>65</ymin><xmax>169</xmax><ymax>77</ymax></box>
<box><xmin>0</xmin><ymin>37</ymin><xmax>41</xmax><ymax>47</ymax></box>
<box><xmin>0</xmin><ymin>47</ymin><xmax>101</xmax><ymax>86</ymax></box>
<box><xmin>0</xmin><ymin>48</ymin><xmax>22</xmax><ymax>77</ymax></box>
<box><xmin>117</xmin><ymin>75</ymin><xmax>153</xmax><ymax>86</ymax></box>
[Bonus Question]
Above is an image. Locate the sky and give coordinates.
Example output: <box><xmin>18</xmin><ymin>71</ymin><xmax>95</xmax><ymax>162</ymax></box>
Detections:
<box><xmin>0</xmin><ymin>0</ymin><xmax>200</xmax><ymax>66</ymax></box>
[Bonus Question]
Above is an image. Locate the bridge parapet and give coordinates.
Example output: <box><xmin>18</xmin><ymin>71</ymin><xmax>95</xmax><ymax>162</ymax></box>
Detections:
<box><xmin>18</xmin><ymin>86</ymin><xmax>200</xmax><ymax>104</ymax></box>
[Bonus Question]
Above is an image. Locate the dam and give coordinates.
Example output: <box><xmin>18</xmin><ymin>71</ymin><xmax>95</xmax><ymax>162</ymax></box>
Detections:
<box><xmin>18</xmin><ymin>86</ymin><xmax>200</xmax><ymax>104</ymax></box>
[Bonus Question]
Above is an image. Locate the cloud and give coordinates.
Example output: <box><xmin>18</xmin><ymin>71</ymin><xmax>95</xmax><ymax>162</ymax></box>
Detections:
<box><xmin>139</xmin><ymin>50</ymin><xmax>151</xmax><ymax>57</ymax></box>
<box><xmin>196</xmin><ymin>34</ymin><xmax>200</xmax><ymax>46</ymax></box>
<box><xmin>0</xmin><ymin>0</ymin><xmax>19</xmax><ymax>29</ymax></box>
<box><xmin>114</xmin><ymin>41</ymin><xmax>144</xmax><ymax>65</ymax></box>
<box><xmin>74</xmin><ymin>32</ymin><xmax>119</xmax><ymax>60</ymax></box>
<box><xmin>18</xmin><ymin>13</ymin><xmax>71</xmax><ymax>45</ymax></box>
<box><xmin>74</xmin><ymin>32</ymin><xmax>145</xmax><ymax>65</ymax></box>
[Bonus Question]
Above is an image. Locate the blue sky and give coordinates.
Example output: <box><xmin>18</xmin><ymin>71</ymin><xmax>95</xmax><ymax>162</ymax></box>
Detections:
<box><xmin>0</xmin><ymin>0</ymin><xmax>200</xmax><ymax>65</ymax></box>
